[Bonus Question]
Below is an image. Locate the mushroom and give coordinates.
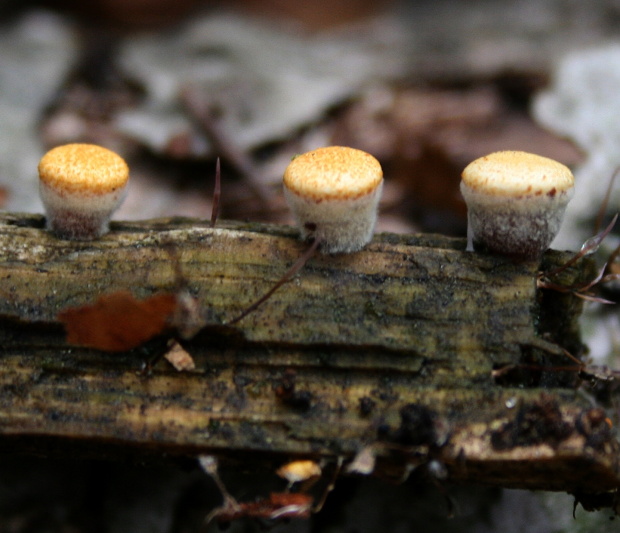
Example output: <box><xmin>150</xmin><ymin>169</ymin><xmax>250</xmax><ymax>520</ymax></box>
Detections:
<box><xmin>283</xmin><ymin>146</ymin><xmax>383</xmax><ymax>253</ymax></box>
<box><xmin>38</xmin><ymin>143</ymin><xmax>129</xmax><ymax>240</ymax></box>
<box><xmin>460</xmin><ymin>151</ymin><xmax>574</xmax><ymax>259</ymax></box>
<box><xmin>276</xmin><ymin>460</ymin><xmax>322</xmax><ymax>486</ymax></box>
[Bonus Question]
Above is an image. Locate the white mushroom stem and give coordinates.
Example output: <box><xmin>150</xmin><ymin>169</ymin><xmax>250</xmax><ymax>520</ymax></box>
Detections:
<box><xmin>283</xmin><ymin>185</ymin><xmax>383</xmax><ymax>253</ymax></box>
<box><xmin>461</xmin><ymin>185</ymin><xmax>574</xmax><ymax>258</ymax></box>
<box><xmin>283</xmin><ymin>146</ymin><xmax>384</xmax><ymax>254</ymax></box>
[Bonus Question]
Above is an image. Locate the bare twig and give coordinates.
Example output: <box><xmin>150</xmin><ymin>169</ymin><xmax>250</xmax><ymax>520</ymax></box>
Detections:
<box><xmin>227</xmin><ymin>237</ymin><xmax>321</xmax><ymax>325</ymax></box>
<box><xmin>537</xmin><ymin>215</ymin><xmax>618</xmax><ymax>302</ymax></box>
<box><xmin>539</xmin><ymin>262</ymin><xmax>616</xmax><ymax>304</ymax></box>
<box><xmin>542</xmin><ymin>214</ymin><xmax>618</xmax><ymax>280</ymax></box>
<box><xmin>211</xmin><ymin>157</ymin><xmax>221</xmax><ymax>228</ymax></box>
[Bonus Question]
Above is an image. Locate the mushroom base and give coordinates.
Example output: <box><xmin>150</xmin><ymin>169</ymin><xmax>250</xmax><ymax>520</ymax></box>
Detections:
<box><xmin>45</xmin><ymin>208</ymin><xmax>113</xmax><ymax>240</ymax></box>
<box><xmin>464</xmin><ymin>191</ymin><xmax>572</xmax><ymax>260</ymax></box>
<box><xmin>39</xmin><ymin>181</ymin><xmax>127</xmax><ymax>241</ymax></box>
<box><xmin>284</xmin><ymin>184</ymin><xmax>382</xmax><ymax>254</ymax></box>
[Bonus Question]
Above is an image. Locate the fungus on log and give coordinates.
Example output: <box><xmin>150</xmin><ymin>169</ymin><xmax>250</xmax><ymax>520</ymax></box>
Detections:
<box><xmin>0</xmin><ymin>213</ymin><xmax>616</xmax><ymax>504</ymax></box>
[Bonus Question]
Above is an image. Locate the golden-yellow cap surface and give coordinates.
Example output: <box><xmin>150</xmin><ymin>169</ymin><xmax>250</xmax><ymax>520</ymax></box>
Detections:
<box><xmin>276</xmin><ymin>460</ymin><xmax>321</xmax><ymax>483</ymax></box>
<box><xmin>461</xmin><ymin>151</ymin><xmax>574</xmax><ymax>197</ymax></box>
<box><xmin>283</xmin><ymin>146</ymin><xmax>382</xmax><ymax>201</ymax></box>
<box><xmin>38</xmin><ymin>144</ymin><xmax>129</xmax><ymax>196</ymax></box>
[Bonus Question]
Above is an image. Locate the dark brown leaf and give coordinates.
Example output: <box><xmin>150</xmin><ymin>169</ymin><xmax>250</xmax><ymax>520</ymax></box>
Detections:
<box><xmin>58</xmin><ymin>290</ymin><xmax>177</xmax><ymax>351</ymax></box>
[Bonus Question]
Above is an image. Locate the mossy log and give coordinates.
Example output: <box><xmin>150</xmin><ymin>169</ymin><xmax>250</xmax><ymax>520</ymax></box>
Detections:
<box><xmin>0</xmin><ymin>212</ymin><xmax>616</xmax><ymax>501</ymax></box>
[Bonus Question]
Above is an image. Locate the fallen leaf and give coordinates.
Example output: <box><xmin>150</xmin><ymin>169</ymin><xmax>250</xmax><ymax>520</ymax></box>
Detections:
<box><xmin>211</xmin><ymin>492</ymin><xmax>313</xmax><ymax>523</ymax></box>
<box><xmin>58</xmin><ymin>290</ymin><xmax>177</xmax><ymax>351</ymax></box>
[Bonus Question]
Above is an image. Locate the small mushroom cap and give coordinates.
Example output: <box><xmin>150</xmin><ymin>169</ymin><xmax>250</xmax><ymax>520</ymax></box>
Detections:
<box><xmin>38</xmin><ymin>143</ymin><xmax>129</xmax><ymax>197</ymax></box>
<box><xmin>276</xmin><ymin>460</ymin><xmax>321</xmax><ymax>484</ymax></box>
<box><xmin>461</xmin><ymin>151</ymin><xmax>574</xmax><ymax>198</ymax></box>
<box><xmin>283</xmin><ymin>146</ymin><xmax>382</xmax><ymax>201</ymax></box>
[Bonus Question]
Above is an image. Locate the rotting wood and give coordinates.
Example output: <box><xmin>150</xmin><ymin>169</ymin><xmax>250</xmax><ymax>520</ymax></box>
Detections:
<box><xmin>0</xmin><ymin>212</ymin><xmax>617</xmax><ymax>506</ymax></box>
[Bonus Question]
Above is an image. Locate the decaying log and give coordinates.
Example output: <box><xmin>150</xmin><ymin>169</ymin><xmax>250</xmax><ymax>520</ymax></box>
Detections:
<box><xmin>0</xmin><ymin>212</ymin><xmax>617</xmax><ymax>505</ymax></box>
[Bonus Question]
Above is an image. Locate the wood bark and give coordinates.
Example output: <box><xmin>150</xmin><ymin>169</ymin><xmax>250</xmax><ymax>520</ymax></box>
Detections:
<box><xmin>0</xmin><ymin>213</ymin><xmax>616</xmax><ymax>503</ymax></box>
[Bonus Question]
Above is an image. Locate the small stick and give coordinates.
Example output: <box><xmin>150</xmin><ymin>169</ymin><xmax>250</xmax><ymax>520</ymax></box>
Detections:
<box><xmin>211</xmin><ymin>157</ymin><xmax>221</xmax><ymax>228</ymax></box>
<box><xmin>312</xmin><ymin>457</ymin><xmax>343</xmax><ymax>514</ymax></box>
<box><xmin>541</xmin><ymin>214</ymin><xmax>618</xmax><ymax>280</ymax></box>
<box><xmin>199</xmin><ymin>456</ymin><xmax>240</xmax><ymax>515</ymax></box>
<box><xmin>228</xmin><ymin>238</ymin><xmax>321</xmax><ymax>325</ymax></box>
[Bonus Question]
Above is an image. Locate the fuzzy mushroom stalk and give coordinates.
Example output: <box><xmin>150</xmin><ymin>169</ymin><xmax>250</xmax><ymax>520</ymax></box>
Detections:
<box><xmin>283</xmin><ymin>146</ymin><xmax>383</xmax><ymax>254</ymax></box>
<box><xmin>460</xmin><ymin>151</ymin><xmax>575</xmax><ymax>260</ymax></box>
<box><xmin>38</xmin><ymin>143</ymin><xmax>129</xmax><ymax>240</ymax></box>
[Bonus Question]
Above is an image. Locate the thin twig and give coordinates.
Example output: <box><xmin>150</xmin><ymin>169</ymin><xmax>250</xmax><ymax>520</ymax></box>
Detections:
<box><xmin>312</xmin><ymin>457</ymin><xmax>343</xmax><ymax>514</ymax></box>
<box><xmin>227</xmin><ymin>238</ymin><xmax>321</xmax><ymax>325</ymax></box>
<box><xmin>538</xmin><ymin>261</ymin><xmax>617</xmax><ymax>304</ymax></box>
<box><xmin>541</xmin><ymin>214</ymin><xmax>618</xmax><ymax>279</ymax></box>
<box><xmin>211</xmin><ymin>157</ymin><xmax>221</xmax><ymax>228</ymax></box>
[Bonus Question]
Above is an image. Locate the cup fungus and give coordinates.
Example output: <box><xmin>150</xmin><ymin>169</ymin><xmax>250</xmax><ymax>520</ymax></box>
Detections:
<box><xmin>38</xmin><ymin>143</ymin><xmax>129</xmax><ymax>240</ymax></box>
<box><xmin>460</xmin><ymin>151</ymin><xmax>574</xmax><ymax>259</ymax></box>
<box><xmin>283</xmin><ymin>146</ymin><xmax>383</xmax><ymax>253</ymax></box>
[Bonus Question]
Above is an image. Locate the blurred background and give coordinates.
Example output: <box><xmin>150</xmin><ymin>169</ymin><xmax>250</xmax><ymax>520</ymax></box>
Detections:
<box><xmin>0</xmin><ymin>0</ymin><xmax>619</xmax><ymax>531</ymax></box>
